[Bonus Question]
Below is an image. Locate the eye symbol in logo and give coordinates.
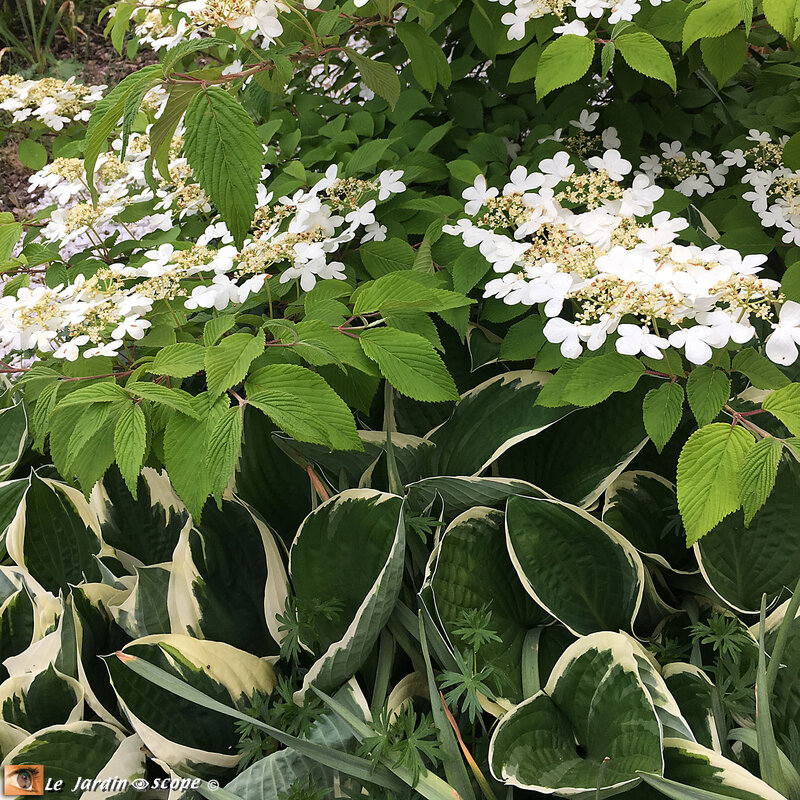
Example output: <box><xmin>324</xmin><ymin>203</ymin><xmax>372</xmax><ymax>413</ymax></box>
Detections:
<box><xmin>4</xmin><ymin>766</ymin><xmax>44</xmax><ymax>796</ymax></box>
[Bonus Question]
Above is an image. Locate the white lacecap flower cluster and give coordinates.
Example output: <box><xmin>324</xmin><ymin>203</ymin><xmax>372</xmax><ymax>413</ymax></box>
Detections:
<box><xmin>487</xmin><ymin>0</ymin><xmax>670</xmax><ymax>40</ymax></box>
<box><xmin>444</xmin><ymin>149</ymin><xmax>800</xmax><ymax>366</ymax></box>
<box><xmin>0</xmin><ymin>75</ymin><xmax>106</xmax><ymax>131</ymax></box>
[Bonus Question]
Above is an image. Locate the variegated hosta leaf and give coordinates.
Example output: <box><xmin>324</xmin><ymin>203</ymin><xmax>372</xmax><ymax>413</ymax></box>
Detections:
<box><xmin>423</xmin><ymin>507</ymin><xmax>548</xmax><ymax>703</ymax></box>
<box><xmin>235</xmin><ymin>407</ymin><xmax>313</xmax><ymax>547</ymax></box>
<box><xmin>225</xmin><ymin>682</ymin><xmax>368</xmax><ymax>800</ymax></box>
<box><xmin>521</xmin><ymin>626</ymin><xmax>577</xmax><ymax>695</ymax></box>
<box><xmin>2</xmin><ymin>723</ymin><xmax>145</xmax><ymax>800</ymax></box>
<box><xmin>6</xmin><ymin>472</ymin><xmax>106</xmax><ymax>594</ymax></box>
<box><xmin>0</xmin><ymin>664</ymin><xmax>84</xmax><ymax>733</ymax></box>
<box><xmin>290</xmin><ymin>489</ymin><xmax>404</xmax><ymax>694</ymax></box>
<box><xmin>168</xmin><ymin>498</ymin><xmax>287</xmax><ymax>655</ymax></box>
<box><xmin>278</xmin><ymin>431</ymin><xmax>433</xmax><ymax>492</ymax></box>
<box><xmin>489</xmin><ymin>631</ymin><xmax>664</xmax><ymax>798</ymax></box>
<box><xmin>506</xmin><ymin>496</ymin><xmax>644</xmax><ymax>636</ymax></box>
<box><xmin>663</xmin><ymin>664</ymin><xmax>721</xmax><ymax>752</ymax></box>
<box><xmin>0</xmin><ymin>480</ymin><xmax>28</xmax><ymax>560</ymax></box>
<box><xmin>109</xmin><ymin>565</ymin><xmax>171</xmax><ymax>639</ymax></box>
<box><xmin>405</xmin><ymin>476</ymin><xmax>546</xmax><ymax>521</ymax></box>
<box><xmin>0</xmin><ymin>396</ymin><xmax>28</xmax><ymax>482</ymax></box>
<box><xmin>498</xmin><ymin>388</ymin><xmax>650</xmax><ymax>508</ymax></box>
<box><xmin>603</xmin><ymin>471</ymin><xmax>696</xmax><ymax>574</ymax></box>
<box><xmin>647</xmin><ymin>738</ymin><xmax>790</xmax><ymax>800</ymax></box>
<box><xmin>423</xmin><ymin>371</ymin><xmax>571</xmax><ymax>477</ymax></box>
<box><xmin>634</xmin><ymin>568</ymin><xmax>681</xmax><ymax>638</ymax></box>
<box><xmin>91</xmin><ymin>467</ymin><xmax>188</xmax><ymax>568</ymax></box>
<box><xmin>0</xmin><ymin>723</ymin><xmax>28</xmax><ymax>762</ymax></box>
<box><xmin>696</xmin><ymin>454</ymin><xmax>800</xmax><ymax>613</ymax></box>
<box><xmin>106</xmin><ymin>634</ymin><xmax>276</xmax><ymax>775</ymax></box>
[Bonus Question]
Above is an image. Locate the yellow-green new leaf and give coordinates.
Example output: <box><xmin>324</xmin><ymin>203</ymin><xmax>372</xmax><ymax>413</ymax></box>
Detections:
<box><xmin>114</xmin><ymin>403</ymin><xmax>147</xmax><ymax>498</ymax></box>
<box><xmin>739</xmin><ymin>437</ymin><xmax>782</xmax><ymax>526</ymax></box>
<box><xmin>763</xmin><ymin>383</ymin><xmax>800</xmax><ymax>435</ymax></box>
<box><xmin>535</xmin><ymin>35</ymin><xmax>595</xmax><ymax>100</ymax></box>
<box><xmin>616</xmin><ymin>31</ymin><xmax>677</xmax><ymax>90</ymax></box>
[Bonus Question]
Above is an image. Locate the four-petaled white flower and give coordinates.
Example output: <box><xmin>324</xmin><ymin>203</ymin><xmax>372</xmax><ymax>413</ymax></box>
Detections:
<box><xmin>463</xmin><ymin>175</ymin><xmax>499</xmax><ymax>216</ymax></box>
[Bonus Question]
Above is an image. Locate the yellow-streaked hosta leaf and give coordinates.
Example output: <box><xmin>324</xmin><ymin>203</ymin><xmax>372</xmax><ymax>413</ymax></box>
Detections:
<box><xmin>489</xmin><ymin>632</ymin><xmax>664</xmax><ymax>796</ymax></box>
<box><xmin>686</xmin><ymin>366</ymin><xmax>730</xmax><ymax>427</ymax></box>
<box><xmin>106</xmin><ymin>634</ymin><xmax>275</xmax><ymax>773</ymax></box>
<box><xmin>763</xmin><ymin>383</ymin><xmax>800</xmax><ymax>435</ymax></box>
<box><xmin>204</xmin><ymin>330</ymin><xmax>265</xmax><ymax>399</ymax></box>
<box><xmin>677</xmin><ymin>423</ymin><xmax>755</xmax><ymax>545</ymax></box>
<box><xmin>290</xmin><ymin>490</ymin><xmax>404</xmax><ymax>694</ymax></box>
<box><xmin>150</xmin><ymin>342</ymin><xmax>206</xmax><ymax>378</ymax></box>
<box><xmin>506</xmin><ymin>495</ymin><xmax>644</xmax><ymax>636</ymax></box>
<box><xmin>643</xmin><ymin>381</ymin><xmax>684</xmax><ymax>452</ymax></box>
<box><xmin>359</xmin><ymin>328</ymin><xmax>458</xmax><ymax>403</ymax></box>
<box><xmin>535</xmin><ymin>35</ymin><xmax>595</xmax><ymax>100</ymax></box>
<box><xmin>739</xmin><ymin>436</ymin><xmax>781</xmax><ymax>526</ymax></box>
<box><xmin>114</xmin><ymin>403</ymin><xmax>147</xmax><ymax>498</ymax></box>
<box><xmin>616</xmin><ymin>31</ymin><xmax>677</xmax><ymax>90</ymax></box>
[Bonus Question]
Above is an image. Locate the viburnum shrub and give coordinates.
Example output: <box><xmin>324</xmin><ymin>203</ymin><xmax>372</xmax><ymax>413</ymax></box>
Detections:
<box><xmin>4</xmin><ymin>0</ymin><xmax>800</xmax><ymax>796</ymax></box>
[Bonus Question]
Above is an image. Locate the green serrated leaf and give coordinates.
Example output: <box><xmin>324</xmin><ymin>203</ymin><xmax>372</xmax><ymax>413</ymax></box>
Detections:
<box><xmin>535</xmin><ymin>35</ymin><xmax>595</xmax><ymax>100</ymax></box>
<box><xmin>205</xmin><ymin>405</ymin><xmax>244</xmax><ymax>502</ymax></box>
<box><xmin>114</xmin><ymin>402</ymin><xmax>147</xmax><ymax>497</ymax></box>
<box><xmin>150</xmin><ymin>342</ymin><xmax>207</xmax><ymax>378</ymax></box>
<box><xmin>643</xmin><ymin>381</ymin><xmax>684</xmax><ymax>452</ymax></box>
<box><xmin>763</xmin><ymin>383</ymin><xmax>800</xmax><ymax>435</ymax></box>
<box><xmin>686</xmin><ymin>366</ymin><xmax>731</xmax><ymax>426</ymax></box>
<box><xmin>616</xmin><ymin>31</ymin><xmax>676</xmax><ymax>90</ymax></box>
<box><xmin>204</xmin><ymin>330</ymin><xmax>265</xmax><ymax>397</ymax></box>
<box><xmin>739</xmin><ymin>437</ymin><xmax>782</xmax><ymax>526</ymax></box>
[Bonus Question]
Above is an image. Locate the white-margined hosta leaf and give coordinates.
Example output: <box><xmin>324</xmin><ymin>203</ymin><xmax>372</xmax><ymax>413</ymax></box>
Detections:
<box><xmin>506</xmin><ymin>496</ymin><xmax>644</xmax><ymax>636</ymax></box>
<box><xmin>663</xmin><ymin>664</ymin><xmax>722</xmax><ymax>752</ymax></box>
<box><xmin>405</xmin><ymin>476</ymin><xmax>547</xmax><ymax>521</ymax></box>
<box><xmin>696</xmin><ymin>454</ymin><xmax>800</xmax><ymax>613</ymax></box>
<box><xmin>0</xmin><ymin>664</ymin><xmax>84</xmax><ymax>733</ymax></box>
<box><xmin>0</xmin><ymin>480</ymin><xmax>28</xmax><ymax>560</ymax></box>
<box><xmin>91</xmin><ymin>467</ymin><xmax>188</xmax><ymax>568</ymax></box>
<box><xmin>167</xmin><ymin>498</ymin><xmax>287</xmax><ymax>656</ymax></box>
<box><xmin>6</xmin><ymin>472</ymin><xmax>106</xmax><ymax>594</ymax></box>
<box><xmin>109</xmin><ymin>565</ymin><xmax>171</xmax><ymax>639</ymax></box>
<box><xmin>639</xmin><ymin>738</ymin><xmax>790</xmax><ymax>799</ymax></box>
<box><xmin>423</xmin><ymin>506</ymin><xmax>548</xmax><ymax>703</ymax></box>
<box><xmin>0</xmin><ymin>396</ymin><xmax>27</xmax><ymax>482</ymax></box>
<box><xmin>489</xmin><ymin>631</ymin><xmax>664</xmax><ymax>798</ymax></box>
<box><xmin>423</xmin><ymin>371</ymin><xmax>572</xmax><ymax>477</ymax></box>
<box><xmin>290</xmin><ymin>489</ymin><xmax>404</xmax><ymax>695</ymax></box>
<box><xmin>2</xmin><ymin>723</ymin><xmax>145</xmax><ymax>800</ymax></box>
<box><xmin>499</xmin><ymin>387</ymin><xmax>650</xmax><ymax>507</ymax></box>
<box><xmin>603</xmin><ymin>471</ymin><xmax>697</xmax><ymax>574</ymax></box>
<box><xmin>106</xmin><ymin>634</ymin><xmax>275</xmax><ymax>776</ymax></box>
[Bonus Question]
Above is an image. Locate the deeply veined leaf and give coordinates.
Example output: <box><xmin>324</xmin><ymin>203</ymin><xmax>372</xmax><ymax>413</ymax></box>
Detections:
<box><xmin>616</xmin><ymin>31</ymin><xmax>677</xmax><ymax>90</ymax></box>
<box><xmin>396</xmin><ymin>22</ymin><xmax>452</xmax><ymax>93</ymax></box>
<box><xmin>763</xmin><ymin>383</ymin><xmax>800</xmax><ymax>435</ymax></box>
<box><xmin>561</xmin><ymin>353</ymin><xmax>645</xmax><ymax>407</ymax></box>
<box><xmin>183</xmin><ymin>87</ymin><xmax>262</xmax><ymax>244</ymax></box>
<box><xmin>763</xmin><ymin>0</ymin><xmax>797</xmax><ymax>38</ymax></box>
<box><xmin>676</xmin><ymin>423</ymin><xmax>755</xmax><ymax>544</ymax></box>
<box><xmin>359</xmin><ymin>328</ymin><xmax>458</xmax><ymax>402</ymax></box>
<box><xmin>700</xmin><ymin>29</ymin><xmax>746</xmax><ymax>87</ymax></box>
<box><xmin>686</xmin><ymin>366</ymin><xmax>730</xmax><ymax>427</ymax></box>
<box><xmin>146</xmin><ymin>82</ymin><xmax>203</xmax><ymax>185</ymax></box>
<box><xmin>352</xmin><ymin>273</ymin><xmax>472</xmax><ymax>315</ymax></box>
<box><xmin>205</xmin><ymin>405</ymin><xmax>244</xmax><ymax>502</ymax></box>
<box><xmin>114</xmin><ymin>403</ymin><xmax>147</xmax><ymax>497</ymax></box>
<box><xmin>732</xmin><ymin>348</ymin><xmax>790</xmax><ymax>389</ymax></box>
<box><xmin>204</xmin><ymin>330</ymin><xmax>265</xmax><ymax>397</ymax></box>
<box><xmin>643</xmin><ymin>382</ymin><xmax>684</xmax><ymax>452</ymax></box>
<box><xmin>738</xmin><ymin>437</ymin><xmax>782</xmax><ymax>526</ymax></box>
<box><xmin>683</xmin><ymin>0</ymin><xmax>743</xmax><ymax>50</ymax></box>
<box><xmin>126</xmin><ymin>382</ymin><xmax>200</xmax><ymax>418</ymax></box>
<box><xmin>535</xmin><ymin>35</ymin><xmax>595</xmax><ymax>100</ymax></box>
<box><xmin>56</xmin><ymin>382</ymin><xmax>128</xmax><ymax>408</ymax></box>
<box><xmin>150</xmin><ymin>342</ymin><xmax>206</xmax><ymax>378</ymax></box>
<box><xmin>343</xmin><ymin>48</ymin><xmax>400</xmax><ymax>109</ymax></box>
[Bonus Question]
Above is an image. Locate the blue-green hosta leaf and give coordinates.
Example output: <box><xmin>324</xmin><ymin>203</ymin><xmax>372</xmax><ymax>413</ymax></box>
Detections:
<box><xmin>3</xmin><ymin>724</ymin><xmax>145</xmax><ymax>798</ymax></box>
<box><xmin>640</xmin><ymin>738</ymin><xmax>789</xmax><ymax>799</ymax></box>
<box><xmin>423</xmin><ymin>371</ymin><xmax>572</xmax><ymax>477</ymax></box>
<box><xmin>109</xmin><ymin>565</ymin><xmax>171</xmax><ymax>639</ymax></box>
<box><xmin>423</xmin><ymin>507</ymin><xmax>548</xmax><ymax>703</ymax></box>
<box><xmin>499</xmin><ymin>387</ymin><xmax>650</xmax><ymax>507</ymax></box>
<box><xmin>93</xmin><ymin>467</ymin><xmax>188</xmax><ymax>567</ymax></box>
<box><xmin>0</xmin><ymin>399</ymin><xmax>27</xmax><ymax>481</ymax></box>
<box><xmin>663</xmin><ymin>664</ymin><xmax>721</xmax><ymax>752</ymax></box>
<box><xmin>506</xmin><ymin>496</ymin><xmax>644</xmax><ymax>636</ymax></box>
<box><xmin>696</xmin><ymin>454</ymin><xmax>800</xmax><ymax>613</ymax></box>
<box><xmin>0</xmin><ymin>664</ymin><xmax>83</xmax><ymax>733</ymax></box>
<box><xmin>5</xmin><ymin>474</ymin><xmax>103</xmax><ymax>594</ymax></box>
<box><xmin>603</xmin><ymin>471</ymin><xmax>697</xmax><ymax>574</ymax></box>
<box><xmin>489</xmin><ymin>632</ymin><xmax>664</xmax><ymax>797</ymax></box>
<box><xmin>167</xmin><ymin>498</ymin><xmax>287</xmax><ymax>656</ymax></box>
<box><xmin>290</xmin><ymin>490</ymin><xmax>405</xmax><ymax>695</ymax></box>
<box><xmin>106</xmin><ymin>634</ymin><xmax>275</xmax><ymax>774</ymax></box>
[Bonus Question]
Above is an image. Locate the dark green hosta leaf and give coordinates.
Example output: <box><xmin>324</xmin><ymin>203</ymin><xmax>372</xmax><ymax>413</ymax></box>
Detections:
<box><xmin>506</xmin><ymin>496</ymin><xmax>644</xmax><ymax>636</ymax></box>
<box><xmin>499</xmin><ymin>387</ymin><xmax>650</xmax><ymax>507</ymax></box>
<box><xmin>424</xmin><ymin>507</ymin><xmax>548</xmax><ymax>703</ymax></box>
<box><xmin>696</xmin><ymin>454</ymin><xmax>800</xmax><ymax>612</ymax></box>
<box><xmin>0</xmin><ymin>399</ymin><xmax>28</xmax><ymax>481</ymax></box>
<box><xmin>168</xmin><ymin>498</ymin><xmax>285</xmax><ymax>656</ymax></box>
<box><xmin>0</xmin><ymin>665</ymin><xmax>83</xmax><ymax>733</ymax></box>
<box><xmin>5</xmin><ymin>474</ymin><xmax>102</xmax><ymax>593</ymax></box>
<box><xmin>5</xmin><ymin>723</ymin><xmax>145</xmax><ymax>800</ymax></box>
<box><xmin>183</xmin><ymin>87</ymin><xmax>262</xmax><ymax>245</ymax></box>
<box><xmin>663</xmin><ymin>664</ymin><xmax>720</xmax><ymax>751</ymax></box>
<box><xmin>489</xmin><ymin>632</ymin><xmax>664</xmax><ymax>797</ymax></box>
<box><xmin>106</xmin><ymin>634</ymin><xmax>275</xmax><ymax>775</ymax></box>
<box><xmin>603</xmin><ymin>471</ymin><xmax>696</xmax><ymax>573</ymax></box>
<box><xmin>423</xmin><ymin>371</ymin><xmax>572</xmax><ymax>477</ymax></box>
<box><xmin>109</xmin><ymin>564</ymin><xmax>171</xmax><ymax>639</ymax></box>
<box><xmin>290</xmin><ymin>490</ymin><xmax>404</xmax><ymax>694</ymax></box>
